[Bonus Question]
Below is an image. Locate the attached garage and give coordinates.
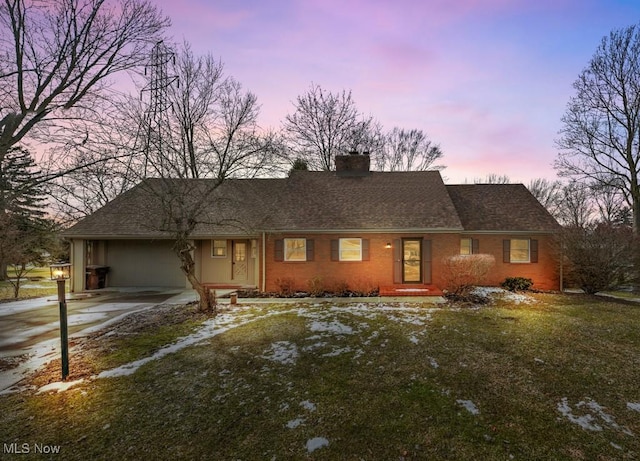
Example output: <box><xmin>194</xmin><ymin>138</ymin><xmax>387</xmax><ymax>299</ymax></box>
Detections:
<box><xmin>105</xmin><ymin>240</ymin><xmax>185</xmax><ymax>287</ymax></box>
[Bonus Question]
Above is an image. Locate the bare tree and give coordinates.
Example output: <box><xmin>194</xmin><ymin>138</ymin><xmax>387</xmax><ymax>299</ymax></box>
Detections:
<box><xmin>49</xmin><ymin>41</ymin><xmax>281</xmax><ymax>220</ymax></box>
<box><xmin>527</xmin><ymin>178</ymin><xmax>563</xmax><ymax>220</ymax></box>
<box><xmin>557</xmin><ymin>181</ymin><xmax>594</xmax><ymax>229</ymax></box>
<box><xmin>555</xmin><ymin>23</ymin><xmax>640</xmax><ymax>234</ymax></box>
<box><xmin>591</xmin><ymin>180</ymin><xmax>632</xmax><ymax>226</ymax></box>
<box><xmin>473</xmin><ymin>173</ymin><xmax>512</xmax><ymax>184</ymax></box>
<box><xmin>161</xmin><ymin>41</ymin><xmax>224</xmax><ymax>179</ymax></box>
<box><xmin>123</xmin><ymin>43</ymin><xmax>277</xmax><ymax>312</ymax></box>
<box><xmin>142</xmin><ymin>178</ymin><xmax>224</xmax><ymax>313</ymax></box>
<box><xmin>48</xmin><ymin>149</ymin><xmax>140</xmax><ymax>223</ymax></box>
<box><xmin>0</xmin><ymin>0</ymin><xmax>169</xmax><ymax>174</ymax></box>
<box><xmin>374</xmin><ymin>127</ymin><xmax>444</xmax><ymax>172</ymax></box>
<box><xmin>283</xmin><ymin>83</ymin><xmax>381</xmax><ymax>170</ymax></box>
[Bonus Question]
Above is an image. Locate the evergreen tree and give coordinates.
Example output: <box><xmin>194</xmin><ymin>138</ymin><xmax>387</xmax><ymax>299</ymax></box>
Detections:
<box><xmin>0</xmin><ymin>147</ymin><xmax>50</xmax><ymax>289</ymax></box>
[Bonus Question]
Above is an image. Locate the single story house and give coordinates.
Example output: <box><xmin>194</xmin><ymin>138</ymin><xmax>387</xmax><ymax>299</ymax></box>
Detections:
<box><xmin>63</xmin><ymin>153</ymin><xmax>561</xmax><ymax>295</ymax></box>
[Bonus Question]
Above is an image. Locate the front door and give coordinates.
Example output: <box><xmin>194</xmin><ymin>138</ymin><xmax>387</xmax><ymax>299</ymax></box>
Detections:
<box><xmin>402</xmin><ymin>239</ymin><xmax>422</xmax><ymax>283</ymax></box>
<box><xmin>232</xmin><ymin>241</ymin><xmax>248</xmax><ymax>282</ymax></box>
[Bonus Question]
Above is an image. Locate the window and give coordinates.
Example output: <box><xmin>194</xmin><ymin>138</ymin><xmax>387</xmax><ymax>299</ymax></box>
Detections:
<box><xmin>510</xmin><ymin>239</ymin><xmax>530</xmax><ymax>263</ymax></box>
<box><xmin>275</xmin><ymin>239</ymin><xmax>314</xmax><ymax>262</ymax></box>
<box><xmin>284</xmin><ymin>238</ymin><xmax>307</xmax><ymax>261</ymax></box>
<box><xmin>211</xmin><ymin>240</ymin><xmax>227</xmax><ymax>258</ymax></box>
<box><xmin>339</xmin><ymin>238</ymin><xmax>362</xmax><ymax>261</ymax></box>
<box><xmin>331</xmin><ymin>238</ymin><xmax>369</xmax><ymax>261</ymax></box>
<box><xmin>460</xmin><ymin>238</ymin><xmax>472</xmax><ymax>256</ymax></box>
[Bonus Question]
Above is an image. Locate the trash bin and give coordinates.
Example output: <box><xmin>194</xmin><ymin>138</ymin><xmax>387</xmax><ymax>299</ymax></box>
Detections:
<box><xmin>86</xmin><ymin>265</ymin><xmax>109</xmax><ymax>289</ymax></box>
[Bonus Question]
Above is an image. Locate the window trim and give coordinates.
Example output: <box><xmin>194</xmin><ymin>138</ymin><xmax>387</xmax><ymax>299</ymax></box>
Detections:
<box><xmin>339</xmin><ymin>238</ymin><xmax>362</xmax><ymax>261</ymax></box>
<box><xmin>284</xmin><ymin>238</ymin><xmax>307</xmax><ymax>262</ymax></box>
<box><xmin>211</xmin><ymin>239</ymin><xmax>227</xmax><ymax>258</ymax></box>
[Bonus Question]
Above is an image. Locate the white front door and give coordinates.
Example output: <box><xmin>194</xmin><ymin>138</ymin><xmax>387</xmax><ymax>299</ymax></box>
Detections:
<box><xmin>232</xmin><ymin>241</ymin><xmax>248</xmax><ymax>282</ymax></box>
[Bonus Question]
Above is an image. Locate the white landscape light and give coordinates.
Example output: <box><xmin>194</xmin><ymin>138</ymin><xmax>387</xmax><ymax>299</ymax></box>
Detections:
<box><xmin>49</xmin><ymin>262</ymin><xmax>71</xmax><ymax>380</ymax></box>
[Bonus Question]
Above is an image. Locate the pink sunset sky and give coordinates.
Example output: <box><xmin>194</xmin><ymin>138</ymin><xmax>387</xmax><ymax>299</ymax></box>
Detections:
<box><xmin>152</xmin><ymin>0</ymin><xmax>640</xmax><ymax>184</ymax></box>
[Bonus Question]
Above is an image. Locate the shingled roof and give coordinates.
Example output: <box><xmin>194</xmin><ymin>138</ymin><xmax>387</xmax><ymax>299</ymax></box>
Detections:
<box><xmin>446</xmin><ymin>184</ymin><xmax>560</xmax><ymax>232</ymax></box>
<box><xmin>63</xmin><ymin>172</ymin><xmax>559</xmax><ymax>238</ymax></box>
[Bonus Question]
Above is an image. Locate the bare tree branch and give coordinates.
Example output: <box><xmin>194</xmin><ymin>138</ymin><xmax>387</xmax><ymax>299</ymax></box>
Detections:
<box><xmin>283</xmin><ymin>83</ymin><xmax>381</xmax><ymax>170</ymax></box>
<box><xmin>0</xmin><ymin>0</ymin><xmax>169</xmax><ymax>165</ymax></box>
<box><xmin>374</xmin><ymin>127</ymin><xmax>444</xmax><ymax>172</ymax></box>
<box><xmin>555</xmin><ymin>23</ymin><xmax>640</xmax><ymax>233</ymax></box>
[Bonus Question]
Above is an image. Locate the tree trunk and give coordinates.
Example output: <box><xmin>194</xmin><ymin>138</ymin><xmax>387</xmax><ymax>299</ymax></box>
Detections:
<box><xmin>0</xmin><ymin>260</ymin><xmax>7</xmax><ymax>281</ymax></box>
<box><xmin>173</xmin><ymin>237</ymin><xmax>216</xmax><ymax>314</ymax></box>
<box><xmin>631</xmin><ymin>188</ymin><xmax>640</xmax><ymax>292</ymax></box>
<box><xmin>12</xmin><ymin>277</ymin><xmax>20</xmax><ymax>298</ymax></box>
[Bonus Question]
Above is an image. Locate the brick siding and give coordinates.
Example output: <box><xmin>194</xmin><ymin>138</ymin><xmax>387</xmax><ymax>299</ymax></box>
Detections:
<box><xmin>264</xmin><ymin>232</ymin><xmax>560</xmax><ymax>293</ymax></box>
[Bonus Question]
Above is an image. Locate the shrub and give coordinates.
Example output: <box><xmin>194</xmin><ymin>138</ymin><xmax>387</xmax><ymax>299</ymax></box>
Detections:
<box><xmin>307</xmin><ymin>276</ymin><xmax>325</xmax><ymax>297</ymax></box>
<box><xmin>274</xmin><ymin>277</ymin><xmax>295</xmax><ymax>297</ymax></box>
<box><xmin>441</xmin><ymin>254</ymin><xmax>496</xmax><ymax>297</ymax></box>
<box><xmin>502</xmin><ymin>277</ymin><xmax>533</xmax><ymax>292</ymax></box>
<box><xmin>353</xmin><ymin>277</ymin><xmax>378</xmax><ymax>297</ymax></box>
<box><xmin>562</xmin><ymin>225</ymin><xmax>633</xmax><ymax>294</ymax></box>
<box><xmin>332</xmin><ymin>280</ymin><xmax>350</xmax><ymax>297</ymax></box>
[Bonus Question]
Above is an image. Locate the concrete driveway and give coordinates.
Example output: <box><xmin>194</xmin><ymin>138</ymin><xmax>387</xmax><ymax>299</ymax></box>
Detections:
<box><xmin>0</xmin><ymin>288</ymin><xmax>198</xmax><ymax>393</ymax></box>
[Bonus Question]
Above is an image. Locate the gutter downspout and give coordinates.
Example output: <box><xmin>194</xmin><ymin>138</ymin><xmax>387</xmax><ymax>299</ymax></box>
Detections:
<box><xmin>559</xmin><ymin>231</ymin><xmax>564</xmax><ymax>293</ymax></box>
<box><xmin>262</xmin><ymin>232</ymin><xmax>266</xmax><ymax>292</ymax></box>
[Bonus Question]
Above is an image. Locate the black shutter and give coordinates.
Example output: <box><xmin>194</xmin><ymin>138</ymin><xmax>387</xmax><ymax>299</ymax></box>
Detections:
<box><xmin>331</xmin><ymin>239</ymin><xmax>339</xmax><ymax>261</ymax></box>
<box><xmin>393</xmin><ymin>239</ymin><xmax>402</xmax><ymax>283</ymax></box>
<box><xmin>503</xmin><ymin>240</ymin><xmax>510</xmax><ymax>263</ymax></box>
<box><xmin>472</xmin><ymin>239</ymin><xmax>479</xmax><ymax>254</ymax></box>
<box><xmin>362</xmin><ymin>239</ymin><xmax>370</xmax><ymax>261</ymax></box>
<box><xmin>306</xmin><ymin>239</ymin><xmax>314</xmax><ymax>261</ymax></box>
<box><xmin>423</xmin><ymin>239</ymin><xmax>432</xmax><ymax>284</ymax></box>
<box><xmin>275</xmin><ymin>239</ymin><xmax>284</xmax><ymax>261</ymax></box>
<box><xmin>530</xmin><ymin>239</ymin><xmax>538</xmax><ymax>263</ymax></box>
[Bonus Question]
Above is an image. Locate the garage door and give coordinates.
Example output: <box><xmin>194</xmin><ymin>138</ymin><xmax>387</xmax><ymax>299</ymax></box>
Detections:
<box><xmin>106</xmin><ymin>240</ymin><xmax>185</xmax><ymax>287</ymax></box>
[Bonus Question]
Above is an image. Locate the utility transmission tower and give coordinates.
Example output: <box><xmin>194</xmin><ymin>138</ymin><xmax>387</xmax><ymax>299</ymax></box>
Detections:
<box><xmin>140</xmin><ymin>40</ymin><xmax>178</xmax><ymax>176</ymax></box>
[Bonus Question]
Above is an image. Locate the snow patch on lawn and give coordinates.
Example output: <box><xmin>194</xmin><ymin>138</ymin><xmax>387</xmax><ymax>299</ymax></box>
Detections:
<box><xmin>262</xmin><ymin>341</ymin><xmax>298</xmax><ymax>365</ymax></box>
<box><xmin>286</xmin><ymin>418</ymin><xmax>305</xmax><ymax>429</ymax></box>
<box><xmin>309</xmin><ymin>320</ymin><xmax>354</xmax><ymax>335</ymax></box>
<box><xmin>386</xmin><ymin>313</ymin><xmax>429</xmax><ymax>326</ymax></box>
<box><xmin>36</xmin><ymin>379</ymin><xmax>85</xmax><ymax>394</ymax></box>
<box><xmin>558</xmin><ymin>398</ymin><xmax>634</xmax><ymax>435</ymax></box>
<box><xmin>322</xmin><ymin>346</ymin><xmax>352</xmax><ymax>357</ymax></box>
<box><xmin>628</xmin><ymin>402</ymin><xmax>640</xmax><ymax>412</ymax></box>
<box><xmin>301</xmin><ymin>340</ymin><xmax>328</xmax><ymax>352</ymax></box>
<box><xmin>300</xmin><ymin>400</ymin><xmax>316</xmax><ymax>412</ymax></box>
<box><xmin>472</xmin><ymin>287</ymin><xmax>534</xmax><ymax>304</ymax></box>
<box><xmin>19</xmin><ymin>303</ymin><xmax>441</xmax><ymax>394</ymax></box>
<box><xmin>306</xmin><ymin>437</ymin><xmax>329</xmax><ymax>453</ymax></box>
<box><xmin>97</xmin><ymin>310</ymin><xmax>280</xmax><ymax>379</ymax></box>
<box><xmin>457</xmin><ymin>399</ymin><xmax>480</xmax><ymax>415</ymax></box>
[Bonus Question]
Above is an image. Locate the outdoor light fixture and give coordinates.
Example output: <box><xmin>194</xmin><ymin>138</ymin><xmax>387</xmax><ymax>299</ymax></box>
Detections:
<box><xmin>385</xmin><ymin>242</ymin><xmax>392</xmax><ymax>249</ymax></box>
<box><xmin>50</xmin><ymin>263</ymin><xmax>71</xmax><ymax>380</ymax></box>
<box><xmin>50</xmin><ymin>263</ymin><xmax>71</xmax><ymax>281</ymax></box>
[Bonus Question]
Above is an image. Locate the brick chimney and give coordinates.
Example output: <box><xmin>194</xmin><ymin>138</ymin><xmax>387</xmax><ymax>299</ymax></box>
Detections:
<box><xmin>335</xmin><ymin>151</ymin><xmax>371</xmax><ymax>177</ymax></box>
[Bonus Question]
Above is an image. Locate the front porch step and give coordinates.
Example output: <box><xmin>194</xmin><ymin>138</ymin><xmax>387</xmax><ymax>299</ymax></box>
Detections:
<box><xmin>379</xmin><ymin>285</ymin><xmax>443</xmax><ymax>297</ymax></box>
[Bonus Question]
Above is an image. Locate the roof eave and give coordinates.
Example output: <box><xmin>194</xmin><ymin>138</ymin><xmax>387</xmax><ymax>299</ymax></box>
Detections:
<box><xmin>261</xmin><ymin>227</ymin><xmax>465</xmax><ymax>234</ymax></box>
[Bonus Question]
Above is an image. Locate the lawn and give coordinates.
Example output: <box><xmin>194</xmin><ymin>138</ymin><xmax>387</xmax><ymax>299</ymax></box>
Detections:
<box><xmin>1</xmin><ymin>291</ymin><xmax>639</xmax><ymax>460</ymax></box>
<box><xmin>0</xmin><ymin>266</ymin><xmax>59</xmax><ymax>301</ymax></box>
